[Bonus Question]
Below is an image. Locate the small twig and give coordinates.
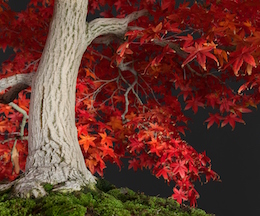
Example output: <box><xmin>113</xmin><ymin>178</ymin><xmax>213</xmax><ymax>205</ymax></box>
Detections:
<box><xmin>118</xmin><ymin>63</ymin><xmax>143</xmax><ymax>120</ymax></box>
<box><xmin>9</xmin><ymin>102</ymin><xmax>28</xmax><ymax>137</ymax></box>
<box><xmin>22</xmin><ymin>59</ymin><xmax>40</xmax><ymax>72</ymax></box>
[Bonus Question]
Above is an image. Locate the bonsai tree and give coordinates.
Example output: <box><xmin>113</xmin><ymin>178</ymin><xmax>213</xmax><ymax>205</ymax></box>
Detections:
<box><xmin>0</xmin><ymin>0</ymin><xmax>259</xmax><ymax>206</ymax></box>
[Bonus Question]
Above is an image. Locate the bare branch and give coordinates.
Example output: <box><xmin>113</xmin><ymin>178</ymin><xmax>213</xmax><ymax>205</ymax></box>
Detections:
<box><xmin>78</xmin><ymin>77</ymin><xmax>118</xmax><ymax>109</ymax></box>
<box><xmin>9</xmin><ymin>102</ymin><xmax>28</xmax><ymax>137</ymax></box>
<box><xmin>153</xmin><ymin>39</ymin><xmax>188</xmax><ymax>59</ymax></box>
<box><xmin>92</xmin><ymin>26</ymin><xmax>145</xmax><ymax>45</ymax></box>
<box><xmin>0</xmin><ymin>73</ymin><xmax>34</xmax><ymax>104</ymax></box>
<box><xmin>21</xmin><ymin>59</ymin><xmax>40</xmax><ymax>72</ymax></box>
<box><xmin>0</xmin><ymin>73</ymin><xmax>34</xmax><ymax>91</ymax></box>
<box><xmin>92</xmin><ymin>34</ymin><xmax>123</xmax><ymax>45</ymax></box>
<box><xmin>118</xmin><ymin>63</ymin><xmax>144</xmax><ymax>120</ymax></box>
<box><xmin>88</xmin><ymin>9</ymin><xmax>148</xmax><ymax>42</ymax></box>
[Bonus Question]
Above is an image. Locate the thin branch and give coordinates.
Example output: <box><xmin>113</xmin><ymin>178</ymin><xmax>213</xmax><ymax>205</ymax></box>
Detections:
<box><xmin>9</xmin><ymin>102</ymin><xmax>28</xmax><ymax>137</ymax></box>
<box><xmin>78</xmin><ymin>77</ymin><xmax>118</xmax><ymax>109</ymax></box>
<box><xmin>118</xmin><ymin>63</ymin><xmax>144</xmax><ymax>120</ymax></box>
<box><xmin>153</xmin><ymin>39</ymin><xmax>188</xmax><ymax>59</ymax></box>
<box><xmin>21</xmin><ymin>59</ymin><xmax>40</xmax><ymax>72</ymax></box>
<box><xmin>1</xmin><ymin>136</ymin><xmax>28</xmax><ymax>144</ymax></box>
<box><xmin>138</xmin><ymin>75</ymin><xmax>161</xmax><ymax>105</ymax></box>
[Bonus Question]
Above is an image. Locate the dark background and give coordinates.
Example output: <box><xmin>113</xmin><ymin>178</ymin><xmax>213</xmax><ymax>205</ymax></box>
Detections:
<box><xmin>1</xmin><ymin>1</ymin><xmax>260</xmax><ymax>215</ymax></box>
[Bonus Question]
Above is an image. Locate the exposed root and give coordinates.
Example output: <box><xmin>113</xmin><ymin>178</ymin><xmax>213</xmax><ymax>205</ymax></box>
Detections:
<box><xmin>13</xmin><ymin>178</ymin><xmax>47</xmax><ymax>198</ymax></box>
<box><xmin>0</xmin><ymin>180</ymin><xmax>17</xmax><ymax>192</ymax></box>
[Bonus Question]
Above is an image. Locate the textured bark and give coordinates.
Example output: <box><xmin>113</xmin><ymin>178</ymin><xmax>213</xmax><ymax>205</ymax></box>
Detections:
<box><xmin>12</xmin><ymin>0</ymin><xmax>96</xmax><ymax>197</ymax></box>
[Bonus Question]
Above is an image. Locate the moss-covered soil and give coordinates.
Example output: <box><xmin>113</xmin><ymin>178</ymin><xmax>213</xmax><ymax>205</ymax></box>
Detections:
<box><xmin>0</xmin><ymin>178</ymin><xmax>215</xmax><ymax>216</ymax></box>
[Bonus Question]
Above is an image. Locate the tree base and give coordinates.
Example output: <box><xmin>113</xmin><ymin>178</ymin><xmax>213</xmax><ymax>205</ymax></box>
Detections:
<box><xmin>0</xmin><ymin>166</ymin><xmax>97</xmax><ymax>198</ymax></box>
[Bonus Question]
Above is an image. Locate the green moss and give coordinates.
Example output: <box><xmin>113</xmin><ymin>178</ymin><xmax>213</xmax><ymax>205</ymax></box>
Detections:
<box><xmin>96</xmin><ymin>178</ymin><xmax>116</xmax><ymax>192</ymax></box>
<box><xmin>40</xmin><ymin>193</ymin><xmax>86</xmax><ymax>216</ymax></box>
<box><xmin>0</xmin><ymin>197</ymin><xmax>36</xmax><ymax>216</ymax></box>
<box><xmin>0</xmin><ymin>178</ymin><xmax>215</xmax><ymax>216</ymax></box>
<box><xmin>43</xmin><ymin>183</ymin><xmax>53</xmax><ymax>193</ymax></box>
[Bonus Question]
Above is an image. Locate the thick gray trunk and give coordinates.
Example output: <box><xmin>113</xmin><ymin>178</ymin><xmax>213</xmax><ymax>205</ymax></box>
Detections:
<box><xmin>18</xmin><ymin>0</ymin><xmax>96</xmax><ymax>195</ymax></box>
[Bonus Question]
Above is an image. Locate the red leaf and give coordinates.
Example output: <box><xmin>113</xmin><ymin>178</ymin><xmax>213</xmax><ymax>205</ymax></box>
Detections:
<box><xmin>205</xmin><ymin>93</ymin><xmax>220</xmax><ymax>109</ymax></box>
<box><xmin>128</xmin><ymin>138</ymin><xmax>144</xmax><ymax>153</ymax></box>
<box><xmin>235</xmin><ymin>107</ymin><xmax>252</xmax><ymax>113</ymax></box>
<box><xmin>172</xmin><ymin>187</ymin><xmax>188</xmax><ymax>204</ymax></box>
<box><xmin>128</xmin><ymin>158</ymin><xmax>140</xmax><ymax>171</ymax></box>
<box><xmin>232</xmin><ymin>57</ymin><xmax>243</xmax><ymax>76</ymax></box>
<box><xmin>152</xmin><ymin>22</ymin><xmax>162</xmax><ymax>33</ymax></box>
<box><xmin>155</xmin><ymin>167</ymin><xmax>169</xmax><ymax>181</ymax></box>
<box><xmin>182</xmin><ymin>42</ymin><xmax>218</xmax><ymax>70</ymax></box>
<box><xmin>117</xmin><ymin>42</ymin><xmax>129</xmax><ymax>57</ymax></box>
<box><xmin>79</xmin><ymin>134</ymin><xmax>96</xmax><ymax>152</ymax></box>
<box><xmin>243</xmin><ymin>53</ymin><xmax>256</xmax><ymax>67</ymax></box>
<box><xmin>204</xmin><ymin>113</ymin><xmax>223</xmax><ymax>129</ymax></box>
<box><xmin>184</xmin><ymin>97</ymin><xmax>204</xmax><ymax>113</ymax></box>
<box><xmin>221</xmin><ymin>114</ymin><xmax>245</xmax><ymax>130</ymax></box>
<box><xmin>171</xmin><ymin>160</ymin><xmax>188</xmax><ymax>179</ymax></box>
<box><xmin>99</xmin><ymin>132</ymin><xmax>116</xmax><ymax>147</ymax></box>
<box><xmin>99</xmin><ymin>145</ymin><xmax>115</xmax><ymax>158</ymax></box>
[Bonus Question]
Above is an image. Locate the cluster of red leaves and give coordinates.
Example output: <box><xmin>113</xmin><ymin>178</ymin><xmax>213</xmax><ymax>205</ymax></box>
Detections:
<box><xmin>1</xmin><ymin>0</ymin><xmax>260</xmax><ymax>206</ymax></box>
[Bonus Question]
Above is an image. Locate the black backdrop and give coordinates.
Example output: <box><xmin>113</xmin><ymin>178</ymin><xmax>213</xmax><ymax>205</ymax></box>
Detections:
<box><xmin>1</xmin><ymin>1</ymin><xmax>260</xmax><ymax>215</ymax></box>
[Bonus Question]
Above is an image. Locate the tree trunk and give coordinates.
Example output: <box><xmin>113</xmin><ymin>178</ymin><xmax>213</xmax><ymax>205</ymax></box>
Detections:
<box><xmin>13</xmin><ymin>0</ymin><xmax>96</xmax><ymax>197</ymax></box>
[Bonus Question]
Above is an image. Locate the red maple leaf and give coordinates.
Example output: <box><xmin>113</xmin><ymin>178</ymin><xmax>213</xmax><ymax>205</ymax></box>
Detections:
<box><xmin>171</xmin><ymin>160</ymin><xmax>188</xmax><ymax>179</ymax></box>
<box><xmin>225</xmin><ymin>46</ymin><xmax>257</xmax><ymax>76</ymax></box>
<box><xmin>204</xmin><ymin>113</ymin><xmax>223</xmax><ymax>129</ymax></box>
<box><xmin>155</xmin><ymin>166</ymin><xmax>170</xmax><ymax>181</ymax></box>
<box><xmin>99</xmin><ymin>132</ymin><xmax>116</xmax><ymax>147</ymax></box>
<box><xmin>221</xmin><ymin>114</ymin><xmax>245</xmax><ymax>130</ymax></box>
<box><xmin>79</xmin><ymin>134</ymin><xmax>96</xmax><ymax>152</ymax></box>
<box><xmin>128</xmin><ymin>158</ymin><xmax>140</xmax><ymax>171</ymax></box>
<box><xmin>182</xmin><ymin>41</ymin><xmax>219</xmax><ymax>70</ymax></box>
<box><xmin>172</xmin><ymin>187</ymin><xmax>188</xmax><ymax>204</ymax></box>
<box><xmin>184</xmin><ymin>96</ymin><xmax>204</xmax><ymax>114</ymax></box>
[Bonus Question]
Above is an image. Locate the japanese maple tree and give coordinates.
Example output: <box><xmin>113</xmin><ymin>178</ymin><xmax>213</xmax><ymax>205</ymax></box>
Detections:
<box><xmin>0</xmin><ymin>0</ymin><xmax>260</xmax><ymax>207</ymax></box>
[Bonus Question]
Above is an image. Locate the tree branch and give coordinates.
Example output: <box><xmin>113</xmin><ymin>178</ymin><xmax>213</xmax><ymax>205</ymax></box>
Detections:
<box><xmin>118</xmin><ymin>63</ymin><xmax>144</xmax><ymax>120</ymax></box>
<box><xmin>153</xmin><ymin>39</ymin><xmax>188</xmax><ymax>59</ymax></box>
<box><xmin>92</xmin><ymin>34</ymin><xmax>124</xmax><ymax>45</ymax></box>
<box><xmin>0</xmin><ymin>73</ymin><xmax>34</xmax><ymax>104</ymax></box>
<box><xmin>88</xmin><ymin>9</ymin><xmax>148</xmax><ymax>42</ymax></box>
<box><xmin>0</xmin><ymin>73</ymin><xmax>34</xmax><ymax>91</ymax></box>
<box><xmin>91</xmin><ymin>27</ymin><xmax>145</xmax><ymax>45</ymax></box>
